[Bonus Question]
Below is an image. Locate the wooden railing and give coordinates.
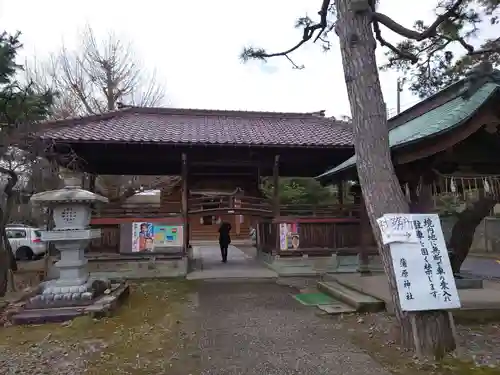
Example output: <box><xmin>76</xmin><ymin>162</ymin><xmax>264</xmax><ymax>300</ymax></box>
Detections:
<box><xmin>279</xmin><ymin>203</ymin><xmax>360</xmax><ymax>217</ymax></box>
<box><xmin>188</xmin><ymin>195</ymin><xmax>272</xmax><ymax>214</ymax></box>
<box><xmin>257</xmin><ymin>212</ymin><xmax>376</xmax><ymax>256</ymax></box>
<box><xmin>92</xmin><ymin>203</ymin><xmax>181</xmax><ymax>218</ymax></box>
<box><xmin>92</xmin><ymin>199</ymin><xmax>360</xmax><ymax>219</ymax></box>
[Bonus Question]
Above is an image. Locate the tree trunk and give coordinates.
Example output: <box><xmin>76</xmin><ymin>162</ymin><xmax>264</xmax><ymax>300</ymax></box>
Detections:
<box><xmin>335</xmin><ymin>0</ymin><xmax>455</xmax><ymax>357</ymax></box>
<box><xmin>0</xmin><ymin>168</ymin><xmax>20</xmax><ymax>297</ymax></box>
<box><xmin>448</xmin><ymin>195</ymin><xmax>497</xmax><ymax>274</ymax></box>
<box><xmin>0</xmin><ymin>207</ymin><xmax>17</xmax><ymax>296</ymax></box>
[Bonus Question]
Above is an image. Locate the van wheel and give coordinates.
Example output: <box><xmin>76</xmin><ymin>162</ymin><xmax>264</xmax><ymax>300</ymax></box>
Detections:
<box><xmin>16</xmin><ymin>247</ymin><xmax>34</xmax><ymax>261</ymax></box>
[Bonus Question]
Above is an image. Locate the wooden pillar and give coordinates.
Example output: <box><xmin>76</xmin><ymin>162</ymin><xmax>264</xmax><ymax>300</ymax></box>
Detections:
<box><xmin>338</xmin><ymin>182</ymin><xmax>344</xmax><ymax>205</ymax></box>
<box><xmin>181</xmin><ymin>153</ymin><xmax>189</xmax><ymax>254</ymax></box>
<box><xmin>273</xmin><ymin>155</ymin><xmax>280</xmax><ymax>254</ymax></box>
<box><xmin>89</xmin><ymin>174</ymin><xmax>96</xmax><ymax>193</ymax></box>
<box><xmin>272</xmin><ymin>155</ymin><xmax>280</xmax><ymax>217</ymax></box>
<box><xmin>409</xmin><ymin>172</ymin><xmax>434</xmax><ymax>214</ymax></box>
<box><xmin>255</xmin><ymin>166</ymin><xmax>262</xmax><ymax>195</ymax></box>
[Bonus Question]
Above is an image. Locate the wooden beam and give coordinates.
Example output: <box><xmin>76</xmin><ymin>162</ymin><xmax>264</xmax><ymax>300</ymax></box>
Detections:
<box><xmin>189</xmin><ymin>160</ymin><xmax>265</xmax><ymax>167</ymax></box>
<box><xmin>188</xmin><ymin>207</ymin><xmax>272</xmax><ymax>216</ymax></box>
<box><xmin>188</xmin><ymin>172</ymin><xmax>256</xmax><ymax>177</ymax></box>
<box><xmin>181</xmin><ymin>153</ymin><xmax>189</xmax><ymax>253</ymax></box>
<box><xmin>91</xmin><ymin>217</ymin><xmax>183</xmax><ymax>225</ymax></box>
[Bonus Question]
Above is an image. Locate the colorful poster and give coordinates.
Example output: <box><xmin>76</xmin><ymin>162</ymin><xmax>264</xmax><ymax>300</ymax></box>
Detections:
<box><xmin>279</xmin><ymin>223</ymin><xmax>300</xmax><ymax>250</ymax></box>
<box><xmin>132</xmin><ymin>222</ymin><xmax>183</xmax><ymax>252</ymax></box>
<box><xmin>154</xmin><ymin>225</ymin><xmax>179</xmax><ymax>246</ymax></box>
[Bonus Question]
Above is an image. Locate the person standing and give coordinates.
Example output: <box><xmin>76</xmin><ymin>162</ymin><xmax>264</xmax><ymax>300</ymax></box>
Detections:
<box><xmin>218</xmin><ymin>221</ymin><xmax>232</xmax><ymax>263</ymax></box>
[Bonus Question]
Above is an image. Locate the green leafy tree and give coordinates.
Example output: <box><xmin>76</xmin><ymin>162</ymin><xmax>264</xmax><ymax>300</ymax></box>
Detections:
<box><xmin>383</xmin><ymin>0</ymin><xmax>500</xmax><ymax>98</ymax></box>
<box><xmin>383</xmin><ymin>0</ymin><xmax>500</xmax><ymax>274</ymax></box>
<box><xmin>241</xmin><ymin>0</ymin><xmax>500</xmax><ymax>358</ymax></box>
<box><xmin>261</xmin><ymin>178</ymin><xmax>337</xmax><ymax>205</ymax></box>
<box><xmin>0</xmin><ymin>31</ymin><xmax>53</xmax><ymax>296</ymax></box>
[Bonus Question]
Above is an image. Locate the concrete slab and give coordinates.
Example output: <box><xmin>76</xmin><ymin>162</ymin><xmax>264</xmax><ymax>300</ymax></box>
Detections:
<box><xmin>187</xmin><ymin>269</ymin><xmax>278</xmax><ymax>280</ymax></box>
<box><xmin>187</xmin><ymin>245</ymin><xmax>278</xmax><ymax>281</ymax></box>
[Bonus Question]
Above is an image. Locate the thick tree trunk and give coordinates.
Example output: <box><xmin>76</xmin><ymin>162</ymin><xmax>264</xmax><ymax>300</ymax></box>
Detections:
<box><xmin>0</xmin><ymin>168</ymin><xmax>20</xmax><ymax>297</ymax></box>
<box><xmin>448</xmin><ymin>195</ymin><xmax>497</xmax><ymax>274</ymax></box>
<box><xmin>335</xmin><ymin>0</ymin><xmax>455</xmax><ymax>357</ymax></box>
<box><xmin>0</xmin><ymin>206</ymin><xmax>17</xmax><ymax>296</ymax></box>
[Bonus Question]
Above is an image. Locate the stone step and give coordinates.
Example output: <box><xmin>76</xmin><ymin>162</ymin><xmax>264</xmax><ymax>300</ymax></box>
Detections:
<box><xmin>316</xmin><ymin>303</ymin><xmax>357</xmax><ymax>315</ymax></box>
<box><xmin>190</xmin><ymin>234</ymin><xmax>250</xmax><ymax>241</ymax></box>
<box><xmin>187</xmin><ymin>268</ymin><xmax>277</xmax><ymax>281</ymax></box>
<box><xmin>317</xmin><ymin>280</ymin><xmax>385</xmax><ymax>313</ymax></box>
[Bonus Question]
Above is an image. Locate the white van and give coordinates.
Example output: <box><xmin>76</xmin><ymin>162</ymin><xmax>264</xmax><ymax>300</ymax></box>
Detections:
<box><xmin>6</xmin><ymin>224</ymin><xmax>47</xmax><ymax>260</ymax></box>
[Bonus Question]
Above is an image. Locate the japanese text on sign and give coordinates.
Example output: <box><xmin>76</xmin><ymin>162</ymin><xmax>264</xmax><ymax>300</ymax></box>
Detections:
<box><xmin>378</xmin><ymin>213</ymin><xmax>461</xmax><ymax>311</ymax></box>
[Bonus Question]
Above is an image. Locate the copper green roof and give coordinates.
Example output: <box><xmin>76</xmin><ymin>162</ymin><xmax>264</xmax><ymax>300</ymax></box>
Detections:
<box><xmin>317</xmin><ymin>82</ymin><xmax>500</xmax><ymax>180</ymax></box>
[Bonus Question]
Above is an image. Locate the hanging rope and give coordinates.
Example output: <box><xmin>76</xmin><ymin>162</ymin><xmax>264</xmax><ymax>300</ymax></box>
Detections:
<box><xmin>431</xmin><ymin>169</ymin><xmax>500</xmax><ymax>200</ymax></box>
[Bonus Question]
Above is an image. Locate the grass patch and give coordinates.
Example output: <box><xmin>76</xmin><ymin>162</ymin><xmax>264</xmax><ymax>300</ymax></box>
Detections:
<box><xmin>0</xmin><ymin>280</ymin><xmax>200</xmax><ymax>374</ymax></box>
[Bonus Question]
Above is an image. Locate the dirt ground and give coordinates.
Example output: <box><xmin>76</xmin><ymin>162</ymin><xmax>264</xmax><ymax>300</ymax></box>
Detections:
<box><xmin>0</xmin><ymin>280</ymin><xmax>389</xmax><ymax>375</ymax></box>
<box><xmin>336</xmin><ymin>312</ymin><xmax>500</xmax><ymax>375</ymax></box>
<box><xmin>0</xmin><ymin>279</ymin><xmax>498</xmax><ymax>374</ymax></box>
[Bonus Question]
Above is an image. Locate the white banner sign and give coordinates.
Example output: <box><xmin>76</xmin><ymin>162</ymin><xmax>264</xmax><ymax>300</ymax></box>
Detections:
<box><xmin>377</xmin><ymin>213</ymin><xmax>461</xmax><ymax>312</ymax></box>
<box><xmin>376</xmin><ymin>213</ymin><xmax>420</xmax><ymax>245</ymax></box>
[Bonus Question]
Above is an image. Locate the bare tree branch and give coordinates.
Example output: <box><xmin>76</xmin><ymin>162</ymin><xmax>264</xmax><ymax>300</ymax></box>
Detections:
<box><xmin>371</xmin><ymin>0</ymin><xmax>466</xmax><ymax>41</ymax></box>
<box><xmin>25</xmin><ymin>24</ymin><xmax>166</xmax><ymax>119</ymax></box>
<box><xmin>240</xmin><ymin>0</ymin><xmax>333</xmax><ymax>67</ymax></box>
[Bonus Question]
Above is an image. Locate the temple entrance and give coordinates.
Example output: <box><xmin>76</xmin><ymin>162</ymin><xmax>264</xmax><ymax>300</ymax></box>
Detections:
<box><xmin>186</xmin><ymin>192</ymin><xmax>273</xmax><ymax>278</ymax></box>
<box><xmin>188</xmin><ymin>192</ymin><xmax>271</xmax><ymax>242</ymax></box>
<box><xmin>35</xmin><ymin>106</ymin><xmax>369</xmax><ymax>279</ymax></box>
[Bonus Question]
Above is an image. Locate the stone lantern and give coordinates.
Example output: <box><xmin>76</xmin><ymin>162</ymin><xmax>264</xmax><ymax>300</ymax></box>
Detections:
<box><xmin>27</xmin><ymin>176</ymin><xmax>109</xmax><ymax>307</ymax></box>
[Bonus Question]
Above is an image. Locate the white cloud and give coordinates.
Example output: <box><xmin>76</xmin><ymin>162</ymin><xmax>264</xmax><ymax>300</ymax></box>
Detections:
<box><xmin>0</xmin><ymin>0</ymin><xmax>443</xmax><ymax>117</ymax></box>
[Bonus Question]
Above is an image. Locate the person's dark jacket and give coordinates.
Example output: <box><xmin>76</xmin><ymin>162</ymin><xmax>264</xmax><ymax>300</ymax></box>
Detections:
<box><xmin>218</xmin><ymin>222</ymin><xmax>232</xmax><ymax>246</ymax></box>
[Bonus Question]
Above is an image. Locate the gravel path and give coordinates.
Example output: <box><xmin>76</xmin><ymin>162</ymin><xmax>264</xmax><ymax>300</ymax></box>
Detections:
<box><xmin>193</xmin><ymin>281</ymin><xmax>390</xmax><ymax>375</ymax></box>
<box><xmin>0</xmin><ymin>280</ymin><xmax>391</xmax><ymax>374</ymax></box>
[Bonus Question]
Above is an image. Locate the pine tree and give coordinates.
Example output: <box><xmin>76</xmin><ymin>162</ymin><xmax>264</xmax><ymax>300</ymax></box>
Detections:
<box><xmin>0</xmin><ymin>31</ymin><xmax>53</xmax><ymax>296</ymax></box>
<box><xmin>241</xmin><ymin>0</ymin><xmax>500</xmax><ymax>358</ymax></box>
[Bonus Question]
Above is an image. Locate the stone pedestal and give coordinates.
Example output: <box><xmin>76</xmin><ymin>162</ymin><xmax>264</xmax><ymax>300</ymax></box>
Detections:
<box><xmin>8</xmin><ymin>177</ymin><xmax>130</xmax><ymax>324</ymax></box>
<box><xmin>26</xmin><ymin>178</ymin><xmax>110</xmax><ymax>309</ymax></box>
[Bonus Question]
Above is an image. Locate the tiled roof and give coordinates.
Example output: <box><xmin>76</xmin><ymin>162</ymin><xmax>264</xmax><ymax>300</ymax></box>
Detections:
<box><xmin>36</xmin><ymin>107</ymin><xmax>353</xmax><ymax>147</ymax></box>
<box><xmin>317</xmin><ymin>82</ymin><xmax>500</xmax><ymax>179</ymax></box>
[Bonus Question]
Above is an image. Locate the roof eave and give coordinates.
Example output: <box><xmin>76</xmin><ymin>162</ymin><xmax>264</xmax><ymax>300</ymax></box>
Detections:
<box><xmin>40</xmin><ymin>137</ymin><xmax>354</xmax><ymax>149</ymax></box>
<box><xmin>316</xmin><ymin>84</ymin><xmax>500</xmax><ymax>182</ymax></box>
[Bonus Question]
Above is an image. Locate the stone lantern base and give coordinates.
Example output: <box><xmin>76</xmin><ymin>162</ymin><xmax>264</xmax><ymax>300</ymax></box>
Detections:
<box><xmin>8</xmin><ymin>282</ymin><xmax>130</xmax><ymax>325</ymax></box>
<box><xmin>24</xmin><ymin>230</ymin><xmax>112</xmax><ymax>309</ymax></box>
<box><xmin>11</xmin><ymin>176</ymin><xmax>131</xmax><ymax>324</ymax></box>
<box><xmin>25</xmin><ymin>277</ymin><xmax>111</xmax><ymax>309</ymax></box>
